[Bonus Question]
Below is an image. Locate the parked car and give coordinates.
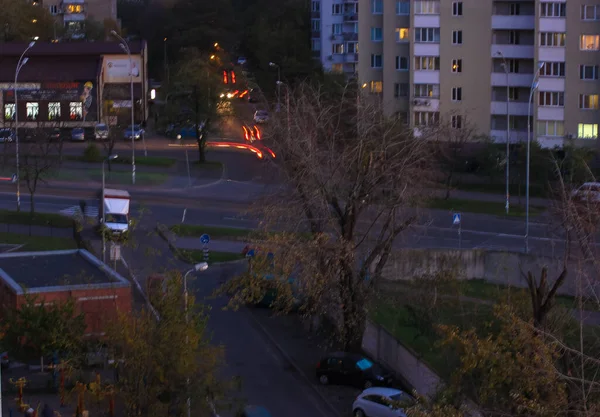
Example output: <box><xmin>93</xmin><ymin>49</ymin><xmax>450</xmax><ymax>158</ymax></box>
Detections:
<box><xmin>48</xmin><ymin>128</ymin><xmax>62</xmax><ymax>141</ymax></box>
<box><xmin>237</xmin><ymin>405</ymin><xmax>272</xmax><ymax>417</ymax></box>
<box><xmin>571</xmin><ymin>182</ymin><xmax>600</xmax><ymax>204</ymax></box>
<box><xmin>253</xmin><ymin>110</ymin><xmax>269</xmax><ymax>124</ymax></box>
<box><xmin>123</xmin><ymin>125</ymin><xmax>145</xmax><ymax>141</ymax></box>
<box><xmin>71</xmin><ymin>127</ymin><xmax>85</xmax><ymax>141</ymax></box>
<box><xmin>352</xmin><ymin>387</ymin><xmax>414</xmax><ymax>417</ymax></box>
<box><xmin>0</xmin><ymin>128</ymin><xmax>14</xmax><ymax>143</ymax></box>
<box><xmin>94</xmin><ymin>123</ymin><xmax>109</xmax><ymax>140</ymax></box>
<box><xmin>316</xmin><ymin>352</ymin><xmax>394</xmax><ymax>388</ymax></box>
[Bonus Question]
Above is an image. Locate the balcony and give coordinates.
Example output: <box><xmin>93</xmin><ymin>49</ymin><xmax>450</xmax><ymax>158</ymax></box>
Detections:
<box><xmin>491</xmin><ymin>15</ymin><xmax>534</xmax><ymax>30</ymax></box>
<box><xmin>491</xmin><ymin>101</ymin><xmax>530</xmax><ymax>116</ymax></box>
<box><xmin>491</xmin><ymin>44</ymin><xmax>534</xmax><ymax>59</ymax></box>
<box><xmin>413</xmin><ymin>70</ymin><xmax>440</xmax><ymax>84</ymax></box>
<box><xmin>490</xmin><ymin>72</ymin><xmax>533</xmax><ymax>87</ymax></box>
<box><xmin>343</xmin><ymin>32</ymin><xmax>358</xmax><ymax>41</ymax></box>
<box><xmin>345</xmin><ymin>53</ymin><xmax>358</xmax><ymax>63</ymax></box>
<box><xmin>490</xmin><ymin>130</ymin><xmax>529</xmax><ymax>144</ymax></box>
<box><xmin>412</xmin><ymin>98</ymin><xmax>440</xmax><ymax>112</ymax></box>
<box><xmin>343</xmin><ymin>13</ymin><xmax>358</xmax><ymax>22</ymax></box>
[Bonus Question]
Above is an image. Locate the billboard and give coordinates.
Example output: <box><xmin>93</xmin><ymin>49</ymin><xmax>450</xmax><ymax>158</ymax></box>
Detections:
<box><xmin>103</xmin><ymin>55</ymin><xmax>143</xmax><ymax>83</ymax></box>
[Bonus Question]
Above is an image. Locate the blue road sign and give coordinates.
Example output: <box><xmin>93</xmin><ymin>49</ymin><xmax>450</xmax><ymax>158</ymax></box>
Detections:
<box><xmin>246</xmin><ymin>249</ymin><xmax>255</xmax><ymax>258</ymax></box>
<box><xmin>453</xmin><ymin>213</ymin><xmax>461</xmax><ymax>225</ymax></box>
<box><xmin>11</xmin><ymin>173</ymin><xmax>17</xmax><ymax>183</ymax></box>
<box><xmin>200</xmin><ymin>234</ymin><xmax>210</xmax><ymax>244</ymax></box>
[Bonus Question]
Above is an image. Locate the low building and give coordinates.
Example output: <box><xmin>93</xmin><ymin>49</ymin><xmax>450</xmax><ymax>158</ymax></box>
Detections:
<box><xmin>0</xmin><ymin>41</ymin><xmax>148</xmax><ymax>129</ymax></box>
<box><xmin>0</xmin><ymin>249</ymin><xmax>132</xmax><ymax>336</ymax></box>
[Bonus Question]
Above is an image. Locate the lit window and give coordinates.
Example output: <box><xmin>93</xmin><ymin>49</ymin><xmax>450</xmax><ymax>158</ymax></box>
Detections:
<box><xmin>539</xmin><ymin>32</ymin><xmax>566</xmax><ymax>47</ymax></box>
<box><xmin>396</xmin><ymin>0</ymin><xmax>409</xmax><ymax>15</ymax></box>
<box><xmin>66</xmin><ymin>4</ymin><xmax>83</xmax><ymax>13</ymax></box>
<box><xmin>578</xmin><ymin>123</ymin><xmax>598</xmax><ymax>139</ymax></box>
<box><xmin>4</xmin><ymin>104</ymin><xmax>15</xmax><ymax>121</ymax></box>
<box><xmin>451</xmin><ymin>115</ymin><xmax>462</xmax><ymax>129</ymax></box>
<box><xmin>452</xmin><ymin>1</ymin><xmax>463</xmax><ymax>16</ymax></box>
<box><xmin>580</xmin><ymin>35</ymin><xmax>600</xmax><ymax>50</ymax></box>
<box><xmin>370</xmin><ymin>81</ymin><xmax>383</xmax><ymax>94</ymax></box>
<box><xmin>538</xmin><ymin>91</ymin><xmax>564</xmax><ymax>107</ymax></box>
<box><xmin>26</xmin><ymin>102</ymin><xmax>39</xmax><ymax>120</ymax></box>
<box><xmin>48</xmin><ymin>102</ymin><xmax>61</xmax><ymax>120</ymax></box>
<box><xmin>580</xmin><ymin>65</ymin><xmax>599</xmax><ymax>80</ymax></box>
<box><xmin>371</xmin><ymin>27</ymin><xmax>383</xmax><ymax>41</ymax></box>
<box><xmin>451</xmin><ymin>59</ymin><xmax>462</xmax><ymax>73</ymax></box>
<box><xmin>395</xmin><ymin>28</ymin><xmax>409</xmax><ymax>42</ymax></box>
<box><xmin>581</xmin><ymin>5</ymin><xmax>599</xmax><ymax>20</ymax></box>
<box><xmin>370</xmin><ymin>54</ymin><xmax>383</xmax><ymax>68</ymax></box>
<box><xmin>414</xmin><ymin>84</ymin><xmax>440</xmax><ymax>98</ymax></box>
<box><xmin>537</xmin><ymin>120</ymin><xmax>564</xmax><ymax>136</ymax></box>
<box><xmin>69</xmin><ymin>102</ymin><xmax>83</xmax><ymax>120</ymax></box>
<box><xmin>451</xmin><ymin>87</ymin><xmax>462</xmax><ymax>101</ymax></box>
<box><xmin>579</xmin><ymin>94</ymin><xmax>599</xmax><ymax>110</ymax></box>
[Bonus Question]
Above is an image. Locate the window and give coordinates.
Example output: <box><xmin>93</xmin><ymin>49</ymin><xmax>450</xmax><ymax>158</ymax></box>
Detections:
<box><xmin>538</xmin><ymin>91</ymin><xmax>564</xmax><ymax>106</ymax></box>
<box><xmin>451</xmin><ymin>87</ymin><xmax>462</xmax><ymax>101</ymax></box>
<box><xmin>415</xmin><ymin>28</ymin><xmax>440</xmax><ymax>43</ymax></box>
<box><xmin>332</xmin><ymin>4</ymin><xmax>342</xmax><ymax>14</ymax></box>
<box><xmin>510</xmin><ymin>3</ymin><xmax>520</xmax><ymax>15</ymax></box>
<box><xmin>451</xmin><ymin>115</ymin><xmax>463</xmax><ymax>129</ymax></box>
<box><xmin>452</xmin><ymin>1</ymin><xmax>463</xmax><ymax>16</ymax></box>
<box><xmin>452</xmin><ymin>30</ymin><xmax>462</xmax><ymax>45</ymax></box>
<box><xmin>4</xmin><ymin>103</ymin><xmax>15</xmax><ymax>121</ymax></box>
<box><xmin>396</xmin><ymin>0</ymin><xmax>409</xmax><ymax>15</ymax></box>
<box><xmin>371</xmin><ymin>27</ymin><xmax>383</xmax><ymax>41</ymax></box>
<box><xmin>311</xmin><ymin>1</ymin><xmax>320</xmax><ymax>12</ymax></box>
<box><xmin>413</xmin><ymin>1</ymin><xmax>440</xmax><ymax>14</ymax></box>
<box><xmin>581</xmin><ymin>5</ymin><xmax>599</xmax><ymax>20</ymax></box>
<box><xmin>580</xmin><ymin>35</ymin><xmax>600</xmax><ymax>50</ymax></box>
<box><xmin>332</xmin><ymin>24</ymin><xmax>342</xmax><ymax>35</ymax></box>
<box><xmin>26</xmin><ymin>102</ymin><xmax>39</xmax><ymax>120</ymax></box>
<box><xmin>537</xmin><ymin>120</ymin><xmax>564</xmax><ymax>136</ymax></box>
<box><xmin>396</xmin><ymin>56</ymin><xmax>409</xmax><ymax>70</ymax></box>
<box><xmin>332</xmin><ymin>43</ymin><xmax>344</xmax><ymax>54</ymax></box>
<box><xmin>311</xmin><ymin>39</ymin><xmax>321</xmax><ymax>51</ymax></box>
<box><xmin>540</xmin><ymin>2</ymin><xmax>566</xmax><ymax>17</ymax></box>
<box><xmin>580</xmin><ymin>65</ymin><xmax>599</xmax><ymax>80</ymax></box>
<box><xmin>579</xmin><ymin>94</ymin><xmax>599</xmax><ymax>109</ymax></box>
<box><xmin>507</xmin><ymin>59</ymin><xmax>519</xmax><ymax>73</ymax></box>
<box><xmin>508</xmin><ymin>88</ymin><xmax>519</xmax><ymax>101</ymax></box>
<box><xmin>371</xmin><ymin>54</ymin><xmax>383</xmax><ymax>68</ymax></box>
<box><xmin>48</xmin><ymin>102</ymin><xmax>61</xmax><ymax>120</ymax></box>
<box><xmin>370</xmin><ymin>81</ymin><xmax>383</xmax><ymax>94</ymax></box>
<box><xmin>49</xmin><ymin>4</ymin><xmax>58</xmax><ymax>14</ymax></box>
<box><xmin>414</xmin><ymin>84</ymin><xmax>440</xmax><ymax>98</ymax></box>
<box><xmin>414</xmin><ymin>56</ymin><xmax>440</xmax><ymax>70</ymax></box>
<box><xmin>372</xmin><ymin>0</ymin><xmax>383</xmax><ymax>14</ymax></box>
<box><xmin>451</xmin><ymin>59</ymin><xmax>462</xmax><ymax>73</ymax></box>
<box><xmin>509</xmin><ymin>30</ymin><xmax>520</xmax><ymax>44</ymax></box>
<box><xmin>311</xmin><ymin>19</ymin><xmax>320</xmax><ymax>31</ymax></box>
<box><xmin>540</xmin><ymin>32</ymin><xmax>566</xmax><ymax>47</ymax></box>
<box><xmin>347</xmin><ymin>42</ymin><xmax>357</xmax><ymax>53</ymax></box>
<box><xmin>539</xmin><ymin>62</ymin><xmax>565</xmax><ymax>77</ymax></box>
<box><xmin>69</xmin><ymin>102</ymin><xmax>83</xmax><ymax>120</ymax></box>
<box><xmin>413</xmin><ymin>111</ymin><xmax>440</xmax><ymax>126</ymax></box>
<box><xmin>395</xmin><ymin>28</ymin><xmax>409</xmax><ymax>42</ymax></box>
<box><xmin>394</xmin><ymin>83</ymin><xmax>409</xmax><ymax>98</ymax></box>
<box><xmin>66</xmin><ymin>4</ymin><xmax>82</xmax><ymax>13</ymax></box>
<box><xmin>578</xmin><ymin>123</ymin><xmax>598</xmax><ymax>139</ymax></box>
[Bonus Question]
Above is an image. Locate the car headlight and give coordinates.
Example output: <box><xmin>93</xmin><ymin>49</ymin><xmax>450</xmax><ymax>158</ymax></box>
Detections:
<box><xmin>227</xmin><ymin>93</ymin><xmax>234</xmax><ymax>99</ymax></box>
<box><xmin>220</xmin><ymin>93</ymin><xmax>225</xmax><ymax>98</ymax></box>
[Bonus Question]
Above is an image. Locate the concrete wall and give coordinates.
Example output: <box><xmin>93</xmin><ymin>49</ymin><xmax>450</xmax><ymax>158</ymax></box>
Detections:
<box><xmin>382</xmin><ymin>248</ymin><xmax>592</xmax><ymax>296</ymax></box>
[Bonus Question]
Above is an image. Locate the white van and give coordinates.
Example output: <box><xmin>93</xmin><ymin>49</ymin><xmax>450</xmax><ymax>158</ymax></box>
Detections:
<box><xmin>95</xmin><ymin>123</ymin><xmax>109</xmax><ymax>140</ymax></box>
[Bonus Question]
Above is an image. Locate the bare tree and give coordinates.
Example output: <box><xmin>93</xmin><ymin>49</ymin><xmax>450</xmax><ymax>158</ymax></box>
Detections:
<box><xmin>220</xmin><ymin>82</ymin><xmax>435</xmax><ymax>351</ymax></box>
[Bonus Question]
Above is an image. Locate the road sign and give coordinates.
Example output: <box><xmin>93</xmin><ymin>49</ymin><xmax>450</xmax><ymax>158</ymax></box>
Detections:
<box><xmin>246</xmin><ymin>249</ymin><xmax>255</xmax><ymax>258</ymax></box>
<box><xmin>11</xmin><ymin>173</ymin><xmax>17</xmax><ymax>183</ymax></box>
<box><xmin>110</xmin><ymin>243</ymin><xmax>121</xmax><ymax>261</ymax></box>
<box><xmin>200</xmin><ymin>234</ymin><xmax>210</xmax><ymax>244</ymax></box>
<box><xmin>453</xmin><ymin>213</ymin><xmax>461</xmax><ymax>225</ymax></box>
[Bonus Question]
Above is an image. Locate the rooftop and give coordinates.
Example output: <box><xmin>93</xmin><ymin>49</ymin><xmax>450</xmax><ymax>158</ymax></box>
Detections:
<box><xmin>0</xmin><ymin>249</ymin><xmax>130</xmax><ymax>294</ymax></box>
<box><xmin>0</xmin><ymin>41</ymin><xmax>146</xmax><ymax>57</ymax></box>
<box><xmin>0</xmin><ymin>57</ymin><xmax>100</xmax><ymax>83</ymax></box>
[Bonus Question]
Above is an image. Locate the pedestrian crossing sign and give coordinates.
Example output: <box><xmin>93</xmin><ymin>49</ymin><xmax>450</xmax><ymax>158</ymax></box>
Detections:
<box><xmin>453</xmin><ymin>213</ymin><xmax>461</xmax><ymax>225</ymax></box>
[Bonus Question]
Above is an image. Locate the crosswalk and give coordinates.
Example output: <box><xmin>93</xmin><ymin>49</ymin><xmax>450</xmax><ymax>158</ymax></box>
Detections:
<box><xmin>60</xmin><ymin>205</ymin><xmax>99</xmax><ymax>218</ymax></box>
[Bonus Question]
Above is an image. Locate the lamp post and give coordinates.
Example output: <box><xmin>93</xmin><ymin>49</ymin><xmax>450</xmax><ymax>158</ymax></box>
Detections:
<box><xmin>111</xmin><ymin>31</ymin><xmax>139</xmax><ymax>184</ymax></box>
<box><xmin>102</xmin><ymin>154</ymin><xmax>118</xmax><ymax>263</ymax></box>
<box><xmin>525</xmin><ymin>62</ymin><xmax>545</xmax><ymax>253</ymax></box>
<box><xmin>14</xmin><ymin>40</ymin><xmax>36</xmax><ymax>212</ymax></box>
<box><xmin>269</xmin><ymin>62</ymin><xmax>281</xmax><ymax>111</ymax></box>
<box><xmin>496</xmin><ymin>51</ymin><xmax>510</xmax><ymax>215</ymax></box>
<box><xmin>183</xmin><ymin>262</ymin><xmax>209</xmax><ymax>417</ymax></box>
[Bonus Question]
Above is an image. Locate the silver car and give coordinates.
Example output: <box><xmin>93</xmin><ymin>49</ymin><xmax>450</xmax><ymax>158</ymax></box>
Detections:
<box><xmin>94</xmin><ymin>123</ymin><xmax>109</xmax><ymax>140</ymax></box>
<box><xmin>253</xmin><ymin>110</ymin><xmax>269</xmax><ymax>124</ymax></box>
<box><xmin>352</xmin><ymin>387</ymin><xmax>413</xmax><ymax>417</ymax></box>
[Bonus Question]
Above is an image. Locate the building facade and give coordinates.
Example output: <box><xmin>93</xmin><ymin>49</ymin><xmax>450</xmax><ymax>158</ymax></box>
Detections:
<box><xmin>0</xmin><ymin>41</ymin><xmax>148</xmax><ymax>129</ymax></box>
<box><xmin>356</xmin><ymin>0</ymin><xmax>600</xmax><ymax>148</ymax></box>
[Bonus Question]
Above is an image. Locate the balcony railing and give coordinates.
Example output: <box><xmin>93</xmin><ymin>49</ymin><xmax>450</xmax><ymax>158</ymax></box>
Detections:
<box><xmin>491</xmin><ymin>15</ymin><xmax>534</xmax><ymax>30</ymax></box>
<box><xmin>343</xmin><ymin>32</ymin><xmax>358</xmax><ymax>41</ymax></box>
<box><xmin>343</xmin><ymin>13</ymin><xmax>358</xmax><ymax>22</ymax></box>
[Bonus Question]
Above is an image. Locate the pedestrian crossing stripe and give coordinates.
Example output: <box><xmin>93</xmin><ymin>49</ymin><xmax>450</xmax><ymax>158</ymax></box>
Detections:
<box><xmin>59</xmin><ymin>206</ymin><xmax>99</xmax><ymax>218</ymax></box>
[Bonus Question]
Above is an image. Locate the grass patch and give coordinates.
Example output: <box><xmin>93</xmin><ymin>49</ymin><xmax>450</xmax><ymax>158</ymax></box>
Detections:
<box><xmin>454</xmin><ymin>182</ymin><xmax>549</xmax><ymax>199</ymax></box>
<box><xmin>171</xmin><ymin>224</ymin><xmax>255</xmax><ymax>239</ymax></box>
<box><xmin>179</xmin><ymin>249</ymin><xmax>245</xmax><ymax>265</ymax></box>
<box><xmin>66</xmin><ymin>155</ymin><xmax>177</xmax><ymax>167</ymax></box>
<box><xmin>0</xmin><ymin>210</ymin><xmax>73</xmax><ymax>228</ymax></box>
<box><xmin>427</xmin><ymin>198</ymin><xmax>544</xmax><ymax>217</ymax></box>
<box><xmin>0</xmin><ymin>233</ymin><xmax>78</xmax><ymax>251</ymax></box>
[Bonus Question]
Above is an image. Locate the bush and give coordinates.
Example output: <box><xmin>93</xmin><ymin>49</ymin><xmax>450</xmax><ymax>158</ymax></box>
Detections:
<box><xmin>82</xmin><ymin>143</ymin><xmax>102</xmax><ymax>163</ymax></box>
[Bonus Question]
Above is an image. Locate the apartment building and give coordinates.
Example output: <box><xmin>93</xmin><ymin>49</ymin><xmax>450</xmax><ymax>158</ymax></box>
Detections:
<box><xmin>357</xmin><ymin>0</ymin><xmax>600</xmax><ymax>148</ymax></box>
<box><xmin>31</xmin><ymin>0</ymin><xmax>117</xmax><ymax>38</ymax></box>
<box><xmin>311</xmin><ymin>0</ymin><xmax>359</xmax><ymax>75</ymax></box>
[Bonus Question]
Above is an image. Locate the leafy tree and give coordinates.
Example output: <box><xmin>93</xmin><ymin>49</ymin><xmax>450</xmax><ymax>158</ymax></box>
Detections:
<box><xmin>1</xmin><ymin>294</ymin><xmax>86</xmax><ymax>366</ymax></box>
<box><xmin>0</xmin><ymin>0</ymin><xmax>55</xmax><ymax>42</ymax></box>
<box><xmin>105</xmin><ymin>272</ymin><xmax>226</xmax><ymax>417</ymax></box>
<box><xmin>219</xmin><ymin>83</ymin><xmax>433</xmax><ymax>351</ymax></box>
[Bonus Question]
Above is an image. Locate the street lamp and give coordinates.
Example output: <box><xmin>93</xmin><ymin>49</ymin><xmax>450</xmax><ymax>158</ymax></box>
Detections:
<box><xmin>269</xmin><ymin>62</ymin><xmax>281</xmax><ymax>111</ymax></box>
<box><xmin>183</xmin><ymin>262</ymin><xmax>209</xmax><ymax>417</ymax></box>
<box><xmin>102</xmin><ymin>154</ymin><xmax>118</xmax><ymax>263</ymax></box>
<box><xmin>14</xmin><ymin>40</ymin><xmax>36</xmax><ymax>212</ymax></box>
<box><xmin>525</xmin><ymin>61</ymin><xmax>545</xmax><ymax>253</ymax></box>
<box><xmin>496</xmin><ymin>51</ymin><xmax>510</xmax><ymax>215</ymax></box>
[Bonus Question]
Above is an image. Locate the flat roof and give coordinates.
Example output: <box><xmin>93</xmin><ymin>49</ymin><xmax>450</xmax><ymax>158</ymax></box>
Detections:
<box><xmin>0</xmin><ymin>57</ymin><xmax>100</xmax><ymax>83</ymax></box>
<box><xmin>0</xmin><ymin>249</ymin><xmax>130</xmax><ymax>294</ymax></box>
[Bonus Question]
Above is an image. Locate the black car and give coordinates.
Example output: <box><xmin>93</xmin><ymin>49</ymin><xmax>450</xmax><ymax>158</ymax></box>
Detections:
<box><xmin>316</xmin><ymin>352</ymin><xmax>394</xmax><ymax>389</ymax></box>
<box><xmin>47</xmin><ymin>128</ymin><xmax>63</xmax><ymax>141</ymax></box>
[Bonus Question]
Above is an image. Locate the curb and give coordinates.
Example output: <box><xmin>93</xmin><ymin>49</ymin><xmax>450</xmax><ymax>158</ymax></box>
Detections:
<box><xmin>245</xmin><ymin>309</ymin><xmax>341</xmax><ymax>417</ymax></box>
